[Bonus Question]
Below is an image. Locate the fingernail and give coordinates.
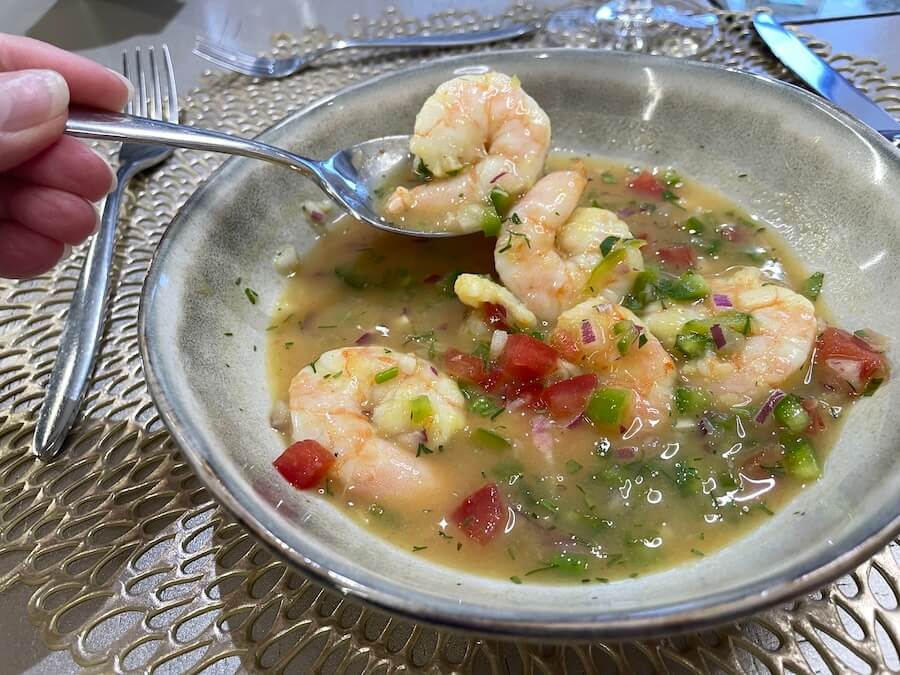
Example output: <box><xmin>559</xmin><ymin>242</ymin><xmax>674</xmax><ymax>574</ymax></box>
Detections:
<box><xmin>0</xmin><ymin>69</ymin><xmax>69</xmax><ymax>132</ymax></box>
<box><xmin>87</xmin><ymin>144</ymin><xmax>118</xmax><ymax>193</ymax></box>
<box><xmin>60</xmin><ymin>244</ymin><xmax>73</xmax><ymax>261</ymax></box>
<box><xmin>91</xmin><ymin>204</ymin><xmax>101</xmax><ymax>235</ymax></box>
<box><xmin>107</xmin><ymin>68</ymin><xmax>134</xmax><ymax>107</ymax></box>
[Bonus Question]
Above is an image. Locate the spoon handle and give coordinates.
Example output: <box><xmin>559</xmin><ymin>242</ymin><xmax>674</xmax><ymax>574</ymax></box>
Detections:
<box><xmin>65</xmin><ymin>108</ymin><xmax>322</xmax><ymax>179</ymax></box>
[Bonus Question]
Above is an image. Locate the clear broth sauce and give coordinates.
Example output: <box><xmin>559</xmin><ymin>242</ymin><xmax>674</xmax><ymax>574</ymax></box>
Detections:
<box><xmin>266</xmin><ymin>154</ymin><xmax>850</xmax><ymax>584</ymax></box>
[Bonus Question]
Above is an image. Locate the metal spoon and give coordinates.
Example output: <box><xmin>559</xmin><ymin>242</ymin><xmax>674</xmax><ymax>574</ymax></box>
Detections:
<box><xmin>65</xmin><ymin>108</ymin><xmax>448</xmax><ymax>238</ymax></box>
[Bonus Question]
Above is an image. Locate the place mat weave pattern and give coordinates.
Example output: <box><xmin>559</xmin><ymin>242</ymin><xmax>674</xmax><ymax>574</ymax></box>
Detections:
<box><xmin>0</xmin><ymin>4</ymin><xmax>899</xmax><ymax>673</ymax></box>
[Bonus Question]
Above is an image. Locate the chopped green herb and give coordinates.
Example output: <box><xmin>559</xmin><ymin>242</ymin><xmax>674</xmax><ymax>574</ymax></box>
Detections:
<box><xmin>244</xmin><ymin>287</ymin><xmax>259</xmax><ymax>305</ymax></box>
<box><xmin>683</xmin><ymin>216</ymin><xmax>706</xmax><ymax>234</ymax></box>
<box><xmin>663</xmin><ymin>169</ymin><xmax>682</xmax><ymax>187</ymax></box>
<box><xmin>334</xmin><ymin>265</ymin><xmax>367</xmax><ymax>289</ymax></box>
<box><xmin>690</xmin><ymin>548</ymin><xmax>705</xmax><ymax>557</ymax></box>
<box><xmin>498</xmin><ymin>230</ymin><xmax>531</xmax><ymax>254</ymax></box>
<box><xmin>510</xmin><ymin>212</ymin><xmax>522</xmax><ymax>225</ymax></box>
<box><xmin>600</xmin><ymin>171</ymin><xmax>616</xmax><ymax>184</ymax></box>
<box><xmin>801</xmin><ymin>272</ymin><xmax>824</xmax><ymax>301</ymax></box>
<box><xmin>566</xmin><ymin>459</ymin><xmax>583</xmax><ymax>474</ymax></box>
<box><xmin>413</xmin><ymin>158</ymin><xmax>432</xmax><ymax>179</ymax></box>
<box><xmin>673</xmin><ymin>462</ymin><xmax>702</xmax><ymax>496</ymax></box>
<box><xmin>374</xmin><ymin>366</ymin><xmax>399</xmax><ymax>384</ymax></box>
<box><xmin>510</xmin><ymin>576</ymin><xmax>523</xmax><ymax>584</ymax></box>
<box><xmin>223</xmin><ymin>332</ymin><xmax>233</xmax><ymax>337</ymax></box>
<box><xmin>599</xmin><ymin>235</ymin><xmax>620</xmax><ymax>257</ymax></box>
<box><xmin>283</xmin><ymin>342</ymin><xmax>294</xmax><ymax>350</ymax></box>
<box><xmin>662</xmin><ymin>190</ymin><xmax>685</xmax><ymax>209</ymax></box>
<box><xmin>412</xmin><ymin>545</ymin><xmax>428</xmax><ymax>552</ymax></box>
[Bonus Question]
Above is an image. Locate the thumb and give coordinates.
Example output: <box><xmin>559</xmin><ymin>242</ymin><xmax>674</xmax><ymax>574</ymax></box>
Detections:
<box><xmin>0</xmin><ymin>69</ymin><xmax>69</xmax><ymax>172</ymax></box>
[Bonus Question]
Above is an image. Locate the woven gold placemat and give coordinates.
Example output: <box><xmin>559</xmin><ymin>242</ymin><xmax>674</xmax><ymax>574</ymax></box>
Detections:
<box><xmin>1</xmin><ymin>4</ymin><xmax>899</xmax><ymax>673</ymax></box>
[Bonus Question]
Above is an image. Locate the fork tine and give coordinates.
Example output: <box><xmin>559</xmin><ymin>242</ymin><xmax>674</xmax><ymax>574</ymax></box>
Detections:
<box><xmin>192</xmin><ymin>49</ymin><xmax>267</xmax><ymax>77</ymax></box>
<box><xmin>161</xmin><ymin>45</ymin><xmax>179</xmax><ymax>124</ymax></box>
<box><xmin>149</xmin><ymin>46</ymin><xmax>163</xmax><ymax>120</ymax></box>
<box><xmin>122</xmin><ymin>50</ymin><xmax>134</xmax><ymax>116</ymax></box>
<box><xmin>195</xmin><ymin>40</ymin><xmax>261</xmax><ymax>69</ymax></box>
<box><xmin>135</xmin><ymin>47</ymin><xmax>147</xmax><ymax>117</ymax></box>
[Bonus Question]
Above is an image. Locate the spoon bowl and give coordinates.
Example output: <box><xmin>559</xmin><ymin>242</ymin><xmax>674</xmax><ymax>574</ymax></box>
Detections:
<box><xmin>64</xmin><ymin>110</ymin><xmax>459</xmax><ymax>238</ymax></box>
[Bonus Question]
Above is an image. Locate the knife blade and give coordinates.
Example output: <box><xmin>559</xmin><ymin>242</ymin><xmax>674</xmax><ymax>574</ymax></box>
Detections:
<box><xmin>753</xmin><ymin>12</ymin><xmax>900</xmax><ymax>141</ymax></box>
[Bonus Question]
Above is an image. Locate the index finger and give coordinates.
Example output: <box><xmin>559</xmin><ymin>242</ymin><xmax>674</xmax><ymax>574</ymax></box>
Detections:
<box><xmin>0</xmin><ymin>33</ymin><xmax>131</xmax><ymax>111</ymax></box>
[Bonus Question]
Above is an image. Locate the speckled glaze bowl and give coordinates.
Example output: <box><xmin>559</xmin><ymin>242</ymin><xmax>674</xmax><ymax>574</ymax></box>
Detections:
<box><xmin>140</xmin><ymin>49</ymin><xmax>900</xmax><ymax>639</ymax></box>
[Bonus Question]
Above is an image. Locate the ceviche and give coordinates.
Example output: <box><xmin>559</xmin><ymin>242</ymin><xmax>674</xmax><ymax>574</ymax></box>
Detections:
<box><xmin>263</xmin><ymin>73</ymin><xmax>889</xmax><ymax>584</ymax></box>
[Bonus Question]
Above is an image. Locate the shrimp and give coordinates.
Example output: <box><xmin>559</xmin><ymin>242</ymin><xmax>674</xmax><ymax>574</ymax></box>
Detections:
<box><xmin>676</xmin><ymin>266</ymin><xmax>816</xmax><ymax>405</ymax></box>
<box><xmin>289</xmin><ymin>346</ymin><xmax>466</xmax><ymax>503</ymax></box>
<box><xmin>551</xmin><ymin>299</ymin><xmax>676</xmax><ymax>435</ymax></box>
<box><xmin>454</xmin><ymin>273</ymin><xmax>538</xmax><ymax>329</ymax></box>
<box><xmin>385</xmin><ymin>72</ymin><xmax>551</xmax><ymax>233</ymax></box>
<box><xmin>494</xmin><ymin>171</ymin><xmax>644</xmax><ymax>321</ymax></box>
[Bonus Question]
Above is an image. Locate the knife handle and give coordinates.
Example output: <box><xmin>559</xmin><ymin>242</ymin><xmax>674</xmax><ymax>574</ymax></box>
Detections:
<box><xmin>32</xmin><ymin>164</ymin><xmax>135</xmax><ymax>460</ymax></box>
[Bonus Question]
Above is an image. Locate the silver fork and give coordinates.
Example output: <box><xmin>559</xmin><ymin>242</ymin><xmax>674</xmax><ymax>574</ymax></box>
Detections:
<box><xmin>33</xmin><ymin>45</ymin><xmax>179</xmax><ymax>461</ymax></box>
<box><xmin>193</xmin><ymin>23</ymin><xmax>537</xmax><ymax>79</ymax></box>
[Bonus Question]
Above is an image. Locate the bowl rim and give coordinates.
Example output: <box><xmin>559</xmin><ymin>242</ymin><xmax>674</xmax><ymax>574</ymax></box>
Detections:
<box><xmin>139</xmin><ymin>47</ymin><xmax>900</xmax><ymax>640</ymax></box>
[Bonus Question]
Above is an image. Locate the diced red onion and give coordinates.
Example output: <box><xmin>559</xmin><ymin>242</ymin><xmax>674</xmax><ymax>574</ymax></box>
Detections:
<box><xmin>354</xmin><ymin>332</ymin><xmax>372</xmax><ymax>345</ymax></box>
<box><xmin>713</xmin><ymin>294</ymin><xmax>733</xmax><ymax>308</ymax></box>
<box><xmin>755</xmin><ymin>389</ymin><xmax>786</xmax><ymax>424</ymax></box>
<box><xmin>566</xmin><ymin>416</ymin><xmax>582</xmax><ymax>429</ymax></box>
<box><xmin>697</xmin><ymin>417</ymin><xmax>716</xmax><ymax>435</ymax></box>
<box><xmin>615</xmin><ymin>446</ymin><xmax>638</xmax><ymax>461</ymax></box>
<box><xmin>309</xmin><ymin>210</ymin><xmax>324</xmax><ymax>223</ymax></box>
<box><xmin>617</xmin><ymin>207</ymin><xmax>638</xmax><ymax>218</ymax></box>
<box><xmin>490</xmin><ymin>171</ymin><xmax>508</xmax><ymax>184</ymax></box>
<box><xmin>581</xmin><ymin>319</ymin><xmax>596</xmax><ymax>344</ymax></box>
<box><xmin>489</xmin><ymin>330</ymin><xmax>509</xmax><ymax>360</ymax></box>
<box><xmin>423</xmin><ymin>274</ymin><xmax>442</xmax><ymax>284</ymax></box>
<box><xmin>710</xmin><ymin>323</ymin><xmax>727</xmax><ymax>350</ymax></box>
<box><xmin>531</xmin><ymin>415</ymin><xmax>554</xmax><ymax>454</ymax></box>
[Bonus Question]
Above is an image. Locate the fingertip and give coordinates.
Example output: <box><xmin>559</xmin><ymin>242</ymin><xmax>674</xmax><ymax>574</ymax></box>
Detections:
<box><xmin>105</xmin><ymin>67</ymin><xmax>134</xmax><ymax>111</ymax></box>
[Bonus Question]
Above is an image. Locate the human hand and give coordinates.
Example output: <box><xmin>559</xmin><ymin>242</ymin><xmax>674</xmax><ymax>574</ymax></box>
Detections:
<box><xmin>1</xmin><ymin>34</ymin><xmax>132</xmax><ymax>279</ymax></box>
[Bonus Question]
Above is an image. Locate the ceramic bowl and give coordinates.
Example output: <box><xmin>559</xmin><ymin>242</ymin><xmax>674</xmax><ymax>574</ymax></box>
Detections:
<box><xmin>140</xmin><ymin>49</ymin><xmax>900</xmax><ymax>639</ymax></box>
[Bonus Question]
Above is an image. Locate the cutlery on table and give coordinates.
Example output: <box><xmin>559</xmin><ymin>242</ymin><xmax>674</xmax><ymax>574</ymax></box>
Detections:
<box><xmin>753</xmin><ymin>12</ymin><xmax>900</xmax><ymax>142</ymax></box>
<box><xmin>32</xmin><ymin>46</ymin><xmax>180</xmax><ymax>461</ymax></box>
<box><xmin>63</xmin><ymin>110</ymin><xmax>453</xmax><ymax>240</ymax></box>
<box><xmin>193</xmin><ymin>23</ymin><xmax>538</xmax><ymax>79</ymax></box>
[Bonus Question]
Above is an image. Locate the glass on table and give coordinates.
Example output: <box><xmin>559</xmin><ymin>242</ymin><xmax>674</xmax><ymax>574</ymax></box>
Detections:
<box><xmin>544</xmin><ymin>0</ymin><xmax>720</xmax><ymax>57</ymax></box>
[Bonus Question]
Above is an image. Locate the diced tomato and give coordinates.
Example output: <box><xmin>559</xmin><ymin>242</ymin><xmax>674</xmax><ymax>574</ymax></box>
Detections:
<box><xmin>451</xmin><ymin>483</ymin><xmax>505</xmax><ymax>544</ymax></box>
<box><xmin>655</xmin><ymin>244</ymin><xmax>696</xmax><ymax>270</ymax></box>
<box><xmin>815</xmin><ymin>327</ymin><xmax>889</xmax><ymax>396</ymax></box>
<box><xmin>801</xmin><ymin>397</ymin><xmax>826</xmax><ymax>434</ymax></box>
<box><xmin>540</xmin><ymin>374</ymin><xmax>598</xmax><ymax>420</ymax></box>
<box><xmin>273</xmin><ymin>439</ymin><xmax>334</xmax><ymax>489</ymax></box>
<box><xmin>510</xmin><ymin>380</ymin><xmax>545</xmax><ymax>408</ymax></box>
<box><xmin>482</xmin><ymin>302</ymin><xmax>510</xmax><ymax>331</ymax></box>
<box><xmin>498</xmin><ymin>333</ymin><xmax>558</xmax><ymax>382</ymax></box>
<box><xmin>444</xmin><ymin>348</ymin><xmax>488</xmax><ymax>385</ymax></box>
<box><xmin>627</xmin><ymin>170</ymin><xmax>664</xmax><ymax>197</ymax></box>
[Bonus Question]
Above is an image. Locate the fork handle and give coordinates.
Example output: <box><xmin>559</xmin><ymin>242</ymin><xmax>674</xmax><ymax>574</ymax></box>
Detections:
<box><xmin>65</xmin><ymin>108</ymin><xmax>322</xmax><ymax>179</ymax></box>
<box><xmin>32</xmin><ymin>163</ymin><xmax>138</xmax><ymax>460</ymax></box>
<box><xmin>334</xmin><ymin>23</ymin><xmax>538</xmax><ymax>51</ymax></box>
